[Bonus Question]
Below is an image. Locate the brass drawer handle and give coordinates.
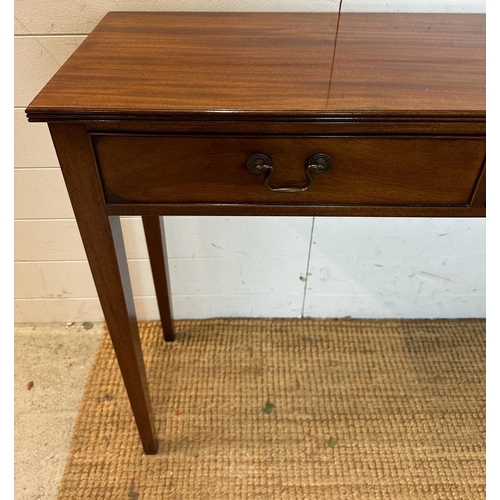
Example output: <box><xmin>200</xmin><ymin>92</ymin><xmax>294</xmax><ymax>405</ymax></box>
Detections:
<box><xmin>246</xmin><ymin>153</ymin><xmax>332</xmax><ymax>193</ymax></box>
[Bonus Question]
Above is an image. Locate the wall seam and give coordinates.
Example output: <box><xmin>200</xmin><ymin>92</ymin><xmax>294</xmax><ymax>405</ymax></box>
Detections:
<box><xmin>300</xmin><ymin>217</ymin><xmax>315</xmax><ymax>317</ymax></box>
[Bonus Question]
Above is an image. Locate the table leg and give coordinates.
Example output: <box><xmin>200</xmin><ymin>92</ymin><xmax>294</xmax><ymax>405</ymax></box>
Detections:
<box><xmin>49</xmin><ymin>124</ymin><xmax>158</xmax><ymax>455</ymax></box>
<box><xmin>142</xmin><ymin>216</ymin><xmax>175</xmax><ymax>342</ymax></box>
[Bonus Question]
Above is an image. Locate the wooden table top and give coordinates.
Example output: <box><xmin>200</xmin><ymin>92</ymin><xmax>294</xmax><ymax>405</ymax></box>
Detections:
<box><xmin>26</xmin><ymin>12</ymin><xmax>485</xmax><ymax>122</ymax></box>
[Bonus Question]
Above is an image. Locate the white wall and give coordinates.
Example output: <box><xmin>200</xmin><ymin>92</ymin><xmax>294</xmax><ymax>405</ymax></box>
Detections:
<box><xmin>14</xmin><ymin>0</ymin><xmax>486</xmax><ymax>322</ymax></box>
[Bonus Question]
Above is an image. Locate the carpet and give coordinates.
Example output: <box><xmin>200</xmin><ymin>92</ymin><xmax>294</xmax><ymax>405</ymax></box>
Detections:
<box><xmin>56</xmin><ymin>318</ymin><xmax>485</xmax><ymax>499</ymax></box>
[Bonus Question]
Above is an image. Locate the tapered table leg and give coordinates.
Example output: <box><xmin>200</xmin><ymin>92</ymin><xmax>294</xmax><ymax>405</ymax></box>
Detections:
<box><xmin>143</xmin><ymin>216</ymin><xmax>176</xmax><ymax>342</ymax></box>
<box><xmin>49</xmin><ymin>124</ymin><xmax>157</xmax><ymax>455</ymax></box>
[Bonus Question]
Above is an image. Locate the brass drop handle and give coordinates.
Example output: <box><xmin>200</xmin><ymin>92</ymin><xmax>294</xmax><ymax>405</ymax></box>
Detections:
<box><xmin>246</xmin><ymin>153</ymin><xmax>332</xmax><ymax>193</ymax></box>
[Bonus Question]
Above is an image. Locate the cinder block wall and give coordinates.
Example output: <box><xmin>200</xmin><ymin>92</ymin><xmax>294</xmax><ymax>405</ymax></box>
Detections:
<box><xmin>14</xmin><ymin>0</ymin><xmax>486</xmax><ymax>322</ymax></box>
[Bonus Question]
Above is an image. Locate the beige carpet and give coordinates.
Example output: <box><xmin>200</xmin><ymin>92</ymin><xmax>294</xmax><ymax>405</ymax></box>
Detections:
<box><xmin>56</xmin><ymin>319</ymin><xmax>485</xmax><ymax>499</ymax></box>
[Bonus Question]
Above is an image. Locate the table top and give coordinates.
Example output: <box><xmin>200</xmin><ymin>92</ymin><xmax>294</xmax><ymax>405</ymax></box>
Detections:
<box><xmin>26</xmin><ymin>12</ymin><xmax>485</xmax><ymax>122</ymax></box>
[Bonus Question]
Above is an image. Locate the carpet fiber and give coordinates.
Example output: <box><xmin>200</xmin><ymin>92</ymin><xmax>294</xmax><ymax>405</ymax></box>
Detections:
<box><xmin>56</xmin><ymin>319</ymin><xmax>485</xmax><ymax>499</ymax></box>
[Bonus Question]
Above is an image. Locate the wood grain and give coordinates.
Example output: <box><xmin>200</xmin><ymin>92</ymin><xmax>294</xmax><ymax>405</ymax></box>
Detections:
<box><xmin>26</xmin><ymin>12</ymin><xmax>485</xmax><ymax>121</ymax></box>
<box><xmin>93</xmin><ymin>133</ymin><xmax>484</xmax><ymax>207</ymax></box>
<box><xmin>23</xmin><ymin>12</ymin><xmax>486</xmax><ymax>455</ymax></box>
<box><xmin>142</xmin><ymin>216</ymin><xmax>175</xmax><ymax>342</ymax></box>
<box><xmin>106</xmin><ymin>203</ymin><xmax>486</xmax><ymax>218</ymax></box>
<box><xmin>48</xmin><ymin>123</ymin><xmax>158</xmax><ymax>454</ymax></box>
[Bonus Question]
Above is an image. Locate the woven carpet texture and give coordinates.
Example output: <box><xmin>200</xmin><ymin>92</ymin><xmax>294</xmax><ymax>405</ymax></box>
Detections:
<box><xmin>56</xmin><ymin>319</ymin><xmax>485</xmax><ymax>499</ymax></box>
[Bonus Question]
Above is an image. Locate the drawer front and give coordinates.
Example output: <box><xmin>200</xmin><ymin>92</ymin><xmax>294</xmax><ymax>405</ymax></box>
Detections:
<box><xmin>92</xmin><ymin>134</ymin><xmax>485</xmax><ymax>206</ymax></box>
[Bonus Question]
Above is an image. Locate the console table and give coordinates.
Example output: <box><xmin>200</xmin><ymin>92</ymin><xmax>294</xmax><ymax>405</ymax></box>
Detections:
<box><xmin>26</xmin><ymin>12</ymin><xmax>485</xmax><ymax>455</ymax></box>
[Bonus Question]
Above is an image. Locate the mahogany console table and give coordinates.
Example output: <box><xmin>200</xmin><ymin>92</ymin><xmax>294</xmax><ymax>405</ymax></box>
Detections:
<box><xmin>26</xmin><ymin>12</ymin><xmax>485</xmax><ymax>455</ymax></box>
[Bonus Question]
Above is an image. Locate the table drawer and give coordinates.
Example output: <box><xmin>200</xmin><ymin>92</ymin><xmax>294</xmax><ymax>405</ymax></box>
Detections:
<box><xmin>92</xmin><ymin>134</ymin><xmax>485</xmax><ymax>206</ymax></box>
